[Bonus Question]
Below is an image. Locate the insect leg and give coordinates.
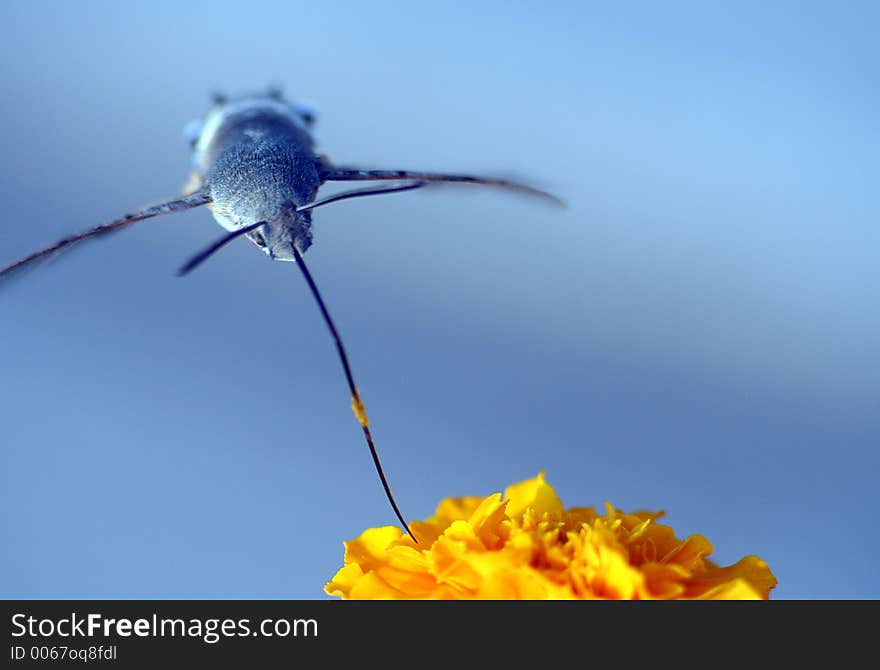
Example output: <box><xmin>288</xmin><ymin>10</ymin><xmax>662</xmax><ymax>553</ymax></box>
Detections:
<box><xmin>319</xmin><ymin>167</ymin><xmax>563</xmax><ymax>206</ymax></box>
<box><xmin>296</xmin><ymin>181</ymin><xmax>428</xmax><ymax>213</ymax></box>
<box><xmin>0</xmin><ymin>189</ymin><xmax>212</xmax><ymax>281</ymax></box>
<box><xmin>176</xmin><ymin>221</ymin><xmax>267</xmax><ymax>276</ymax></box>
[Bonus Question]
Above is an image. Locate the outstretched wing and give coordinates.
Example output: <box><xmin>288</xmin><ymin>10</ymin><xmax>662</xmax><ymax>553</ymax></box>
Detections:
<box><xmin>0</xmin><ymin>189</ymin><xmax>212</xmax><ymax>281</ymax></box>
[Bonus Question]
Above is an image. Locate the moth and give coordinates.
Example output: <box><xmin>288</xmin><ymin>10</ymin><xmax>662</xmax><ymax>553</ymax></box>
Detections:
<box><xmin>0</xmin><ymin>87</ymin><xmax>561</xmax><ymax>540</ymax></box>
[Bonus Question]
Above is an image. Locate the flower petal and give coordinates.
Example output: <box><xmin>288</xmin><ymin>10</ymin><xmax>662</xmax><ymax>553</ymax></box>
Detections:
<box><xmin>503</xmin><ymin>472</ymin><xmax>564</xmax><ymax>519</ymax></box>
<box><xmin>327</xmin><ymin>474</ymin><xmax>775</xmax><ymax>600</ymax></box>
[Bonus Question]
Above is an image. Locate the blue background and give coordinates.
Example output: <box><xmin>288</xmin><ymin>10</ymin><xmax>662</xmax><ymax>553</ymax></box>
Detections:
<box><xmin>1</xmin><ymin>1</ymin><xmax>877</xmax><ymax>599</ymax></box>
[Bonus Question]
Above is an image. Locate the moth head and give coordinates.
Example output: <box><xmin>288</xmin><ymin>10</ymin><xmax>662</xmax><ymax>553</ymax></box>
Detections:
<box><xmin>248</xmin><ymin>206</ymin><xmax>313</xmax><ymax>261</ymax></box>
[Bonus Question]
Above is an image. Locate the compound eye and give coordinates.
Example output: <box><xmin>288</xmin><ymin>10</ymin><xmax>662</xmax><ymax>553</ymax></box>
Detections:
<box><xmin>294</xmin><ymin>102</ymin><xmax>317</xmax><ymax>126</ymax></box>
<box><xmin>182</xmin><ymin>119</ymin><xmax>203</xmax><ymax>149</ymax></box>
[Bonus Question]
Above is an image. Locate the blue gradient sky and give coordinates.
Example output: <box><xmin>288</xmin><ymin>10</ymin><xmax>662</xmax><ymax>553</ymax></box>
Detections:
<box><xmin>1</xmin><ymin>1</ymin><xmax>877</xmax><ymax>599</ymax></box>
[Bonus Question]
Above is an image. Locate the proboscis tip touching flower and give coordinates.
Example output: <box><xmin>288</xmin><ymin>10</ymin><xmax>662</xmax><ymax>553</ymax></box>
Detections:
<box><xmin>325</xmin><ymin>472</ymin><xmax>777</xmax><ymax>600</ymax></box>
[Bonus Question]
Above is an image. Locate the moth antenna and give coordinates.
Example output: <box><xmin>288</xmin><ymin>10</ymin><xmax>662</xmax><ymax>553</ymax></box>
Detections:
<box><xmin>177</xmin><ymin>221</ymin><xmax>267</xmax><ymax>277</ymax></box>
<box><xmin>296</xmin><ymin>181</ymin><xmax>427</xmax><ymax>213</ymax></box>
<box><xmin>0</xmin><ymin>189</ymin><xmax>212</xmax><ymax>282</ymax></box>
<box><xmin>320</xmin><ymin>167</ymin><xmax>564</xmax><ymax>207</ymax></box>
<box><xmin>290</xmin><ymin>244</ymin><xmax>417</xmax><ymax>542</ymax></box>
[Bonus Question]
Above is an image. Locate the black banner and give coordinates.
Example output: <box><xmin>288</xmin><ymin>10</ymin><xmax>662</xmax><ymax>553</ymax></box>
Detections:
<box><xmin>2</xmin><ymin>600</ymin><xmax>875</xmax><ymax>666</ymax></box>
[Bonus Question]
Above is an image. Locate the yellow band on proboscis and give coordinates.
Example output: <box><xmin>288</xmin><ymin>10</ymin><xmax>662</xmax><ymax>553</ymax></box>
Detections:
<box><xmin>351</xmin><ymin>393</ymin><xmax>369</xmax><ymax>427</ymax></box>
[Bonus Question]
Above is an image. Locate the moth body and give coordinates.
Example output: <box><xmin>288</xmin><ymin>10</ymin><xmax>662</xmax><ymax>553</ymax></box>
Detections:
<box><xmin>0</xmin><ymin>86</ymin><xmax>562</xmax><ymax>542</ymax></box>
<box><xmin>192</xmin><ymin>95</ymin><xmax>321</xmax><ymax>259</ymax></box>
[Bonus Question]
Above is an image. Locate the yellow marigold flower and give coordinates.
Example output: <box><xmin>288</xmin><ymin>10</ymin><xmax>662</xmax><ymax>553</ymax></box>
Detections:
<box><xmin>325</xmin><ymin>473</ymin><xmax>777</xmax><ymax>600</ymax></box>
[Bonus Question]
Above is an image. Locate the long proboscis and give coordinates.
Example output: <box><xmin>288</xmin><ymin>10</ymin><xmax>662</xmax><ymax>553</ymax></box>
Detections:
<box><xmin>0</xmin><ymin>190</ymin><xmax>212</xmax><ymax>281</ymax></box>
<box><xmin>290</xmin><ymin>243</ymin><xmax>417</xmax><ymax>542</ymax></box>
<box><xmin>320</xmin><ymin>167</ymin><xmax>564</xmax><ymax>207</ymax></box>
